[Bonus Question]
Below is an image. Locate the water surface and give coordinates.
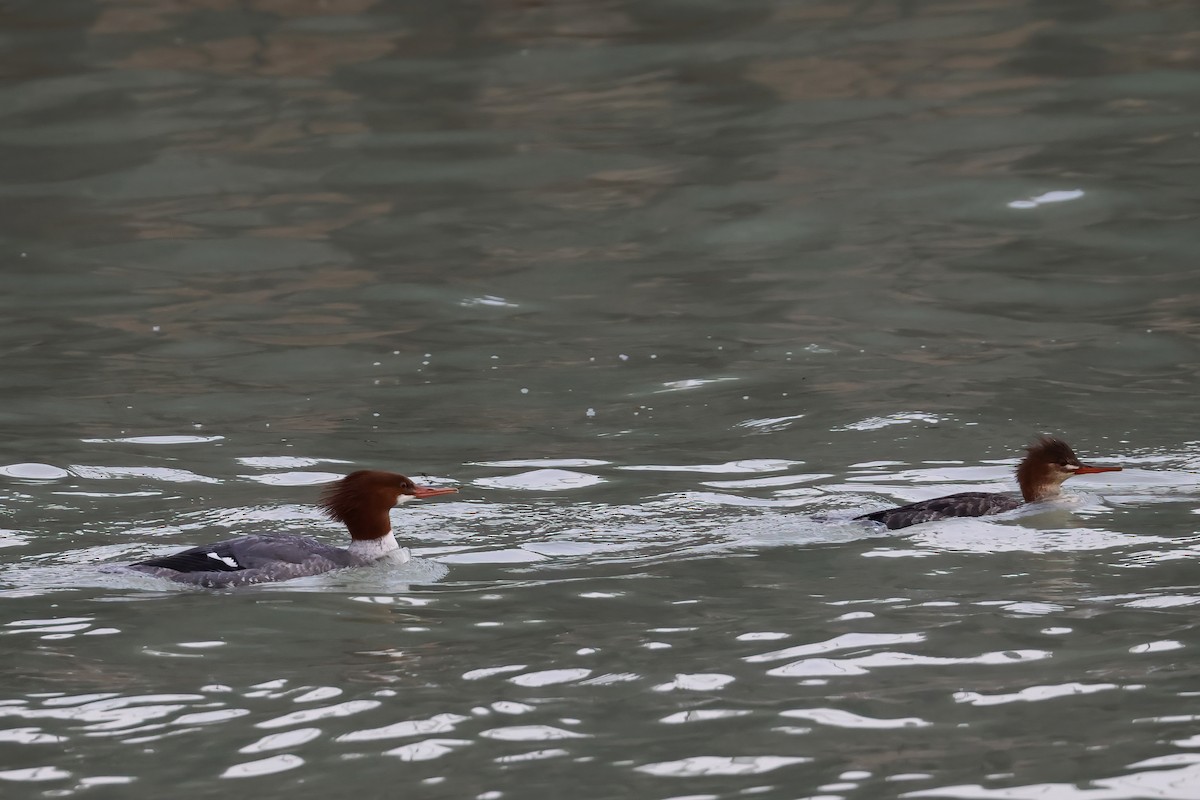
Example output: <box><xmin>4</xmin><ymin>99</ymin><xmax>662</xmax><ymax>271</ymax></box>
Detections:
<box><xmin>3</xmin><ymin>0</ymin><xmax>1200</xmax><ymax>798</ymax></box>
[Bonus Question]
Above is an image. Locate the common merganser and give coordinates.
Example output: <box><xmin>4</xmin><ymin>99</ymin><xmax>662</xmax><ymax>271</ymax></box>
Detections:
<box><xmin>855</xmin><ymin>436</ymin><xmax>1121</xmax><ymax>530</ymax></box>
<box><xmin>128</xmin><ymin>470</ymin><xmax>457</xmax><ymax>587</ymax></box>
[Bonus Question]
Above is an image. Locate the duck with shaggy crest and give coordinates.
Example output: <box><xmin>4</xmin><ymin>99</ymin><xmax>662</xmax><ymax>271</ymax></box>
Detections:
<box><xmin>128</xmin><ymin>470</ymin><xmax>457</xmax><ymax>587</ymax></box>
<box><xmin>855</xmin><ymin>436</ymin><xmax>1122</xmax><ymax>530</ymax></box>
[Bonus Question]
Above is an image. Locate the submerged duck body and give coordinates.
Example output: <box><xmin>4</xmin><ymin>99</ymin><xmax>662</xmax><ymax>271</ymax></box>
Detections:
<box><xmin>855</xmin><ymin>437</ymin><xmax>1121</xmax><ymax>531</ymax></box>
<box><xmin>128</xmin><ymin>470</ymin><xmax>456</xmax><ymax>588</ymax></box>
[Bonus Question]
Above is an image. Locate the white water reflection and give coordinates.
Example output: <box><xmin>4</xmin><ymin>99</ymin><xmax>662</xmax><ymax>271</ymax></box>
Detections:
<box><xmin>494</xmin><ymin>748</ymin><xmax>569</xmax><ymax>763</ymax></box>
<box><xmin>1007</xmin><ymin>188</ymin><xmax>1085</xmax><ymax>210</ymax></box>
<box><xmin>765</xmin><ymin>649</ymin><xmax>1051</xmax><ymax>678</ymax></box>
<box><xmin>619</xmin><ymin>460</ymin><xmax>801</xmax><ymax>474</ymax></box>
<box><xmin>509</xmin><ymin>669</ymin><xmax>593</xmax><ymax>687</ymax></box>
<box><xmin>0</xmin><ymin>728</ymin><xmax>67</xmax><ymax>744</ymax></box>
<box><xmin>1129</xmin><ymin>640</ymin><xmax>1183</xmax><ymax>654</ymax></box>
<box><xmin>470</xmin><ymin>459</ymin><xmax>610</xmax><ymax>468</ymax></box>
<box><xmin>460</xmin><ymin>295</ymin><xmax>518</xmax><ymax>308</ymax></box>
<box><xmin>240</xmin><ymin>727</ymin><xmax>322</xmax><ymax>753</ymax></box>
<box><xmin>635</xmin><ymin>755</ymin><xmax>810</xmax><ymax>777</ymax></box>
<box><xmin>68</xmin><ymin>465</ymin><xmax>220</xmax><ymax>484</ymax></box>
<box><xmin>474</xmin><ymin>469</ymin><xmax>605</xmax><ymax>490</ymax></box>
<box><xmin>337</xmin><ymin>713</ymin><xmax>468</xmax><ymax>743</ymax></box>
<box><xmin>746</xmin><ymin>632</ymin><xmax>926</xmax><ymax>663</ymax></box>
<box><xmin>462</xmin><ymin>665</ymin><xmax>528</xmax><ymax>681</ymax></box>
<box><xmin>239</xmin><ymin>471</ymin><xmax>343</xmax><ymax>486</ymax></box>
<box><xmin>0</xmin><ymin>463</ymin><xmax>71</xmax><ymax>479</ymax></box>
<box><xmin>701</xmin><ymin>473</ymin><xmax>830</xmax><ymax>490</ymax></box>
<box><xmin>864</xmin><ymin>518</ymin><xmax>1156</xmax><ymax>557</ymax></box>
<box><xmin>236</xmin><ymin>456</ymin><xmax>352</xmax><ymax>468</ymax></box>
<box><xmin>1121</xmin><ymin>595</ymin><xmax>1200</xmax><ymax>609</ymax></box>
<box><xmin>438</xmin><ymin>549</ymin><xmax>548</xmax><ymax>564</ymax></box>
<box><xmin>655</xmin><ymin>377</ymin><xmax>739</xmax><ymax>393</ymax></box>
<box><xmin>834</xmin><ymin>412</ymin><xmax>945</xmax><ymax>431</ymax></box>
<box><xmin>660</xmin><ymin>709</ymin><xmax>752</xmax><ymax>724</ymax></box>
<box><xmin>736</xmin><ymin>413</ymin><xmax>806</xmax><ymax>433</ymax></box>
<box><xmin>386</xmin><ymin>738</ymin><xmax>471</xmax><ymax>761</ymax></box>
<box><xmin>256</xmin><ymin>700</ymin><xmax>380</xmax><ymax>729</ymax></box>
<box><xmin>653</xmin><ymin>674</ymin><xmax>735</xmax><ymax>692</ymax></box>
<box><xmin>736</xmin><ymin>631</ymin><xmax>790</xmax><ymax>642</ymax></box>
<box><xmin>907</xmin><ymin>757</ymin><xmax>1200</xmax><ymax>799</ymax></box>
<box><xmin>780</xmin><ymin>708</ymin><xmax>930</xmax><ymax>729</ymax></box>
<box><xmin>220</xmin><ymin>754</ymin><xmax>304</xmax><ymax>779</ymax></box>
<box><xmin>82</xmin><ymin>435</ymin><xmax>224</xmax><ymax>445</ymax></box>
<box><xmin>0</xmin><ymin>767</ymin><xmax>72</xmax><ymax>782</ymax></box>
<box><xmin>953</xmin><ymin>683</ymin><xmax>1124</xmax><ymax>707</ymax></box>
<box><xmin>479</xmin><ymin>725</ymin><xmax>588</xmax><ymax>741</ymax></box>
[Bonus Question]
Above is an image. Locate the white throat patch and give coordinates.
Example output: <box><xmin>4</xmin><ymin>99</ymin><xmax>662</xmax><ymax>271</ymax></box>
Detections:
<box><xmin>348</xmin><ymin>531</ymin><xmax>406</xmax><ymax>562</ymax></box>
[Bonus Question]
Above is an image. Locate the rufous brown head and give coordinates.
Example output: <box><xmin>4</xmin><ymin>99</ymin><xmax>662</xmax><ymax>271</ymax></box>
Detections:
<box><xmin>320</xmin><ymin>470</ymin><xmax>457</xmax><ymax>540</ymax></box>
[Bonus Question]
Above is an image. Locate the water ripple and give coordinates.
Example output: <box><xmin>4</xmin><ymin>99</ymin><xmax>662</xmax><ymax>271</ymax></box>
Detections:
<box><xmin>336</xmin><ymin>713</ymin><xmax>468</xmax><ymax>743</ymax></box>
<box><xmin>220</xmin><ymin>754</ymin><xmax>304</xmax><ymax>779</ymax></box>
<box><xmin>635</xmin><ymin>756</ymin><xmax>811</xmax><ymax>777</ymax></box>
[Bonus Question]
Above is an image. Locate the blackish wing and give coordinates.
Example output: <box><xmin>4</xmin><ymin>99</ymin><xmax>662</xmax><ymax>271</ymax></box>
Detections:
<box><xmin>128</xmin><ymin>533</ymin><xmax>361</xmax><ymax>588</ymax></box>
<box><xmin>132</xmin><ymin>544</ymin><xmax>244</xmax><ymax>573</ymax></box>
<box><xmin>855</xmin><ymin>492</ymin><xmax>1021</xmax><ymax>531</ymax></box>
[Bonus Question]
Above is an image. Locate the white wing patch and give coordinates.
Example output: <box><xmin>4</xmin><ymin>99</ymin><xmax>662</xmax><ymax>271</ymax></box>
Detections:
<box><xmin>207</xmin><ymin>552</ymin><xmax>239</xmax><ymax>569</ymax></box>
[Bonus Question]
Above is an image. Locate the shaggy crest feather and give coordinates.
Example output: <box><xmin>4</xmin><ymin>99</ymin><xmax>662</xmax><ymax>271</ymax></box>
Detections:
<box><xmin>318</xmin><ymin>470</ymin><xmax>414</xmax><ymax>540</ymax></box>
<box><xmin>1016</xmin><ymin>436</ymin><xmax>1081</xmax><ymax>502</ymax></box>
<box><xmin>1025</xmin><ymin>436</ymin><xmax>1078</xmax><ymax>464</ymax></box>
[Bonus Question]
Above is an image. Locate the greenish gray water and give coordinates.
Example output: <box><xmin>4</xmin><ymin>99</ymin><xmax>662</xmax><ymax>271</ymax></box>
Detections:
<box><xmin>3</xmin><ymin>0</ymin><xmax>1200</xmax><ymax>798</ymax></box>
